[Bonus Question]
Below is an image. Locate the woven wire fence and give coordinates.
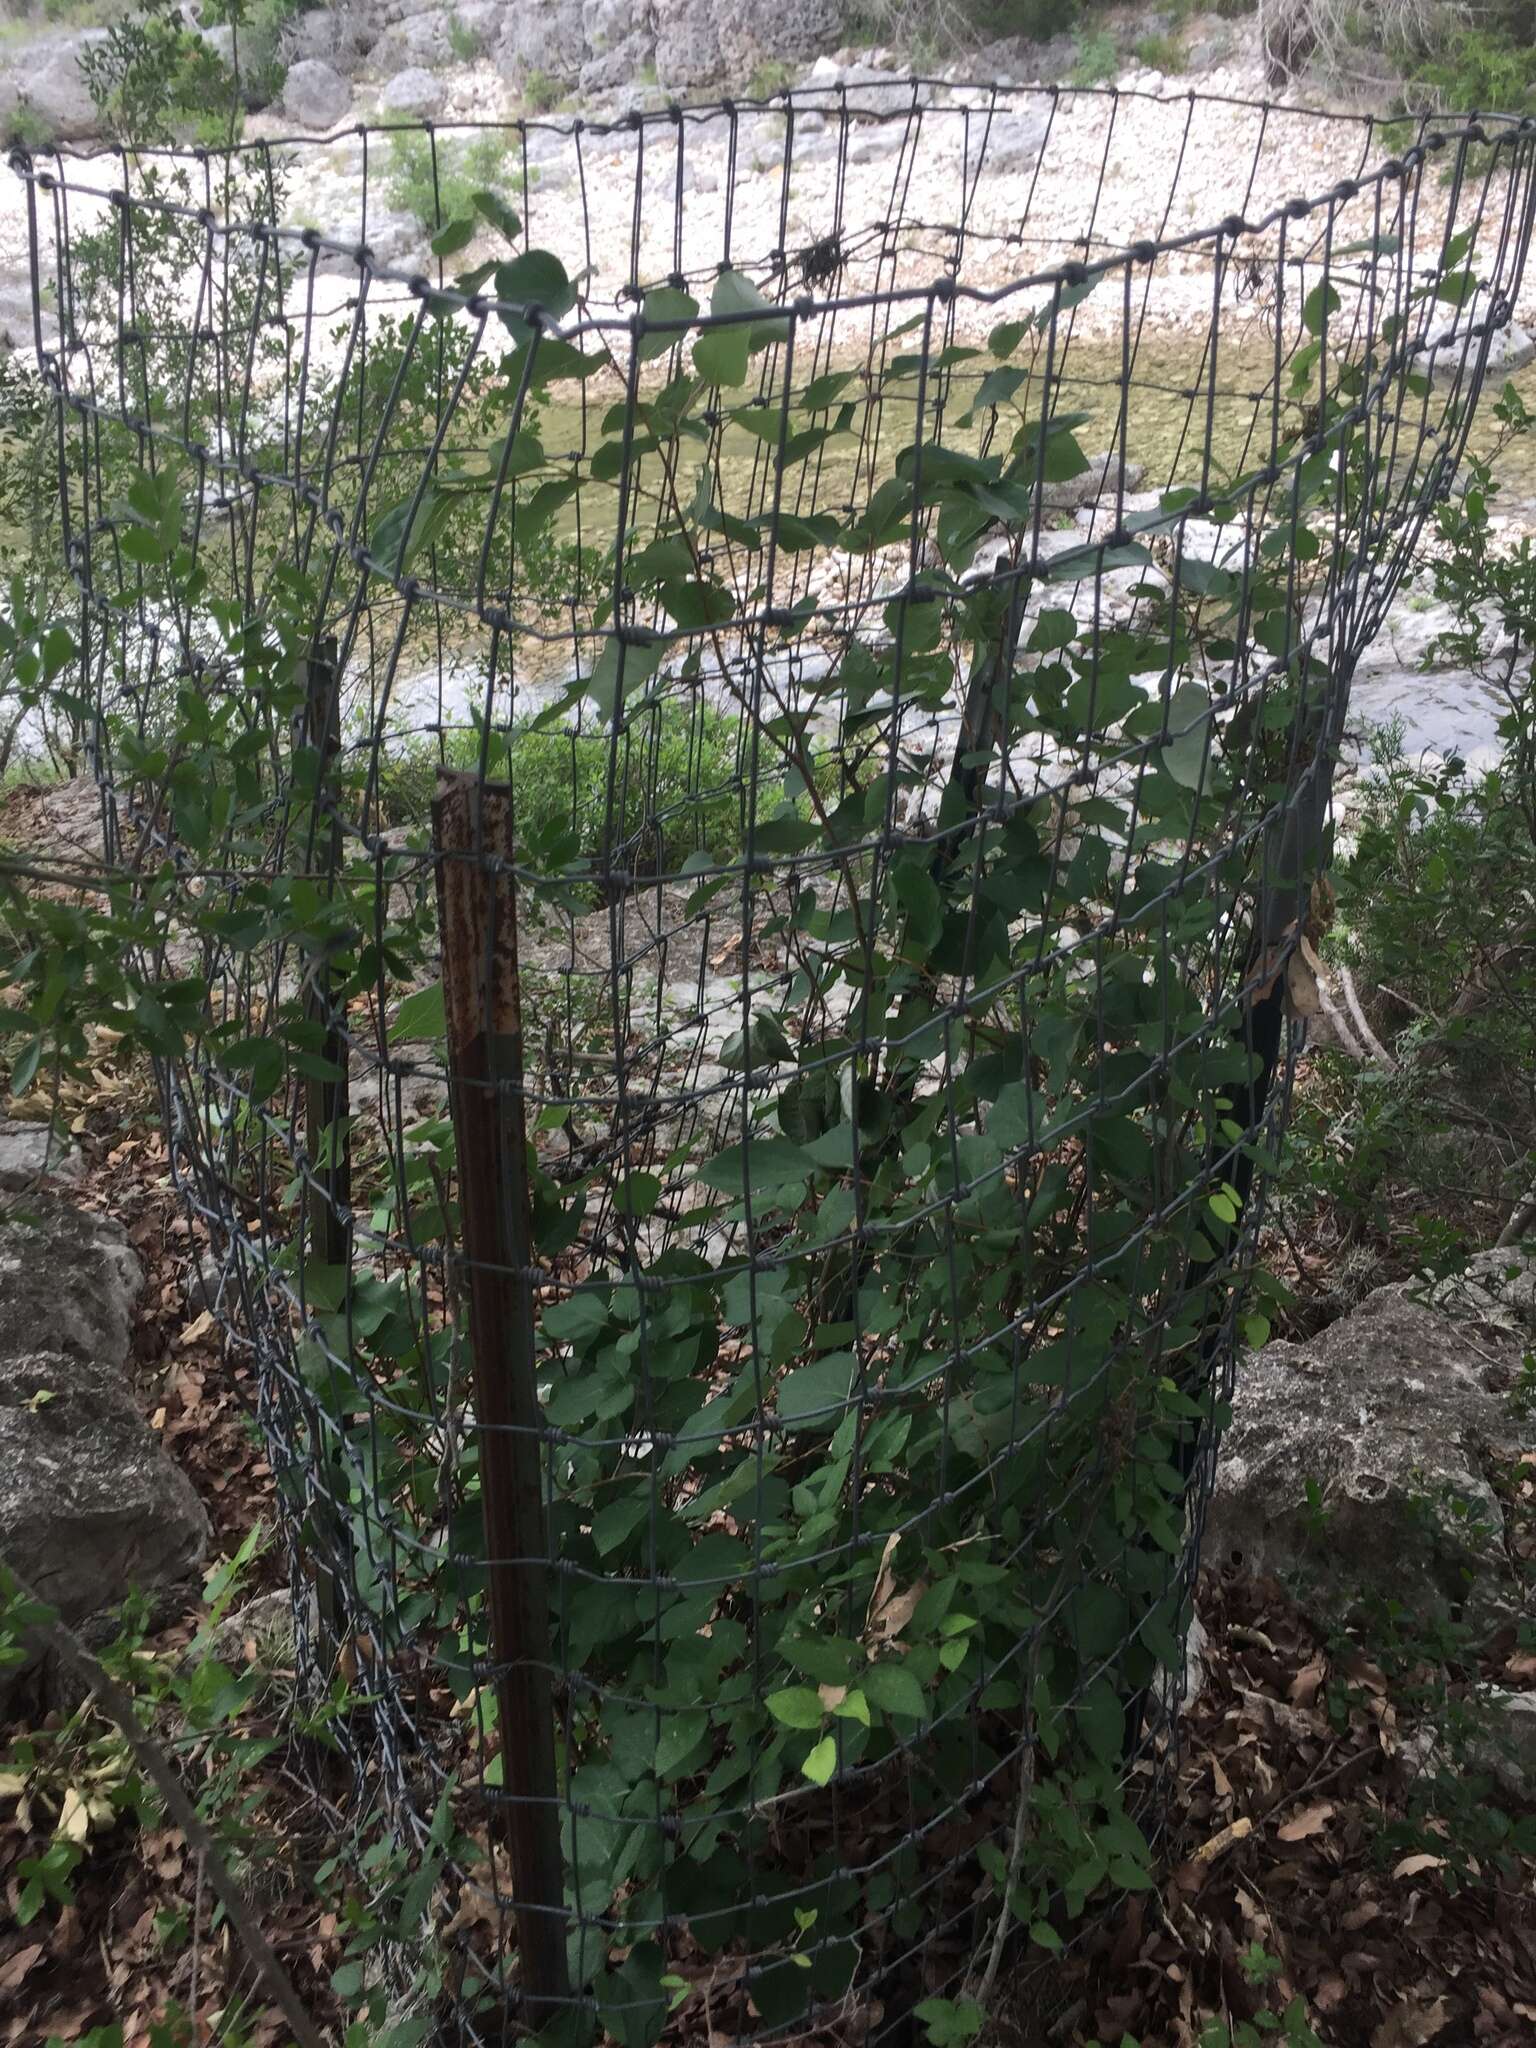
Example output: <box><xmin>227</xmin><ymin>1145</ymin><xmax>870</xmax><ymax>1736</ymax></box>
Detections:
<box><xmin>16</xmin><ymin>79</ymin><xmax>1536</xmax><ymax>2042</ymax></box>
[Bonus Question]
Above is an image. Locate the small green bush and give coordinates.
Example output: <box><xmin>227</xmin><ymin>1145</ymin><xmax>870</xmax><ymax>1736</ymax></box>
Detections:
<box><xmin>521</xmin><ymin>66</ymin><xmax>565</xmax><ymax>114</ymax></box>
<box><xmin>747</xmin><ymin>58</ymin><xmax>796</xmax><ymax>99</ymax></box>
<box><xmin>1133</xmin><ymin>29</ymin><xmax>1185</xmax><ymax>71</ymax></box>
<box><xmin>446</xmin><ymin>10</ymin><xmax>483</xmax><ymax>62</ymax></box>
<box><xmin>1069</xmin><ymin>28</ymin><xmax>1119</xmax><ymax>85</ymax></box>
<box><xmin>385</xmin><ymin>127</ymin><xmax>515</xmax><ymax>235</ymax></box>
<box><xmin>375</xmin><ymin>694</ymin><xmax>844</xmax><ymax>884</ymax></box>
<box><xmin>1407</xmin><ymin>19</ymin><xmax>1536</xmax><ymax>113</ymax></box>
<box><xmin>3</xmin><ymin>102</ymin><xmax>57</xmax><ymax>151</ymax></box>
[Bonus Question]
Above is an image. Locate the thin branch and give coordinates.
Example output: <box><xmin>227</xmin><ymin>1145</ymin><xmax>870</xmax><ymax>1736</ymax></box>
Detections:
<box><xmin>9</xmin><ymin>1571</ymin><xmax>330</xmax><ymax>2048</ymax></box>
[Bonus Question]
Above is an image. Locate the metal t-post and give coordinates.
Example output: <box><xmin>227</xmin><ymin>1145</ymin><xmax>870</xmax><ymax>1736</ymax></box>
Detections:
<box><xmin>432</xmin><ymin>769</ymin><xmax>569</xmax><ymax>2016</ymax></box>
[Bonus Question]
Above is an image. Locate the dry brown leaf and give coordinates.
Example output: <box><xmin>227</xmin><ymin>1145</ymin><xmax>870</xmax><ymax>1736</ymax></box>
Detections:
<box><xmin>1370</xmin><ymin>1995</ymin><xmax>1452</xmax><ymax>2047</ymax></box>
<box><xmin>867</xmin><ymin>1579</ymin><xmax>926</xmax><ymax>1644</ymax></box>
<box><xmin>0</xmin><ymin>1946</ymin><xmax>43</xmax><ymax>1993</ymax></box>
<box><xmin>1190</xmin><ymin>1815</ymin><xmax>1254</xmax><ymax>1863</ymax></box>
<box><xmin>57</xmin><ymin>1785</ymin><xmax>91</xmax><ymax>1843</ymax></box>
<box><xmin>866</xmin><ymin>1531</ymin><xmax>900</xmax><ymax>1629</ymax></box>
<box><xmin>1275</xmin><ymin>1799</ymin><xmax>1334</xmax><ymax>1842</ymax></box>
<box><xmin>179</xmin><ymin>1307</ymin><xmax>216</xmax><ymax>1348</ymax></box>
<box><xmin>1392</xmin><ymin>1853</ymin><xmax>1447</xmax><ymax>1880</ymax></box>
<box><xmin>1286</xmin><ymin>934</ymin><xmax>1323</xmax><ymax>1019</ymax></box>
<box><xmin>1288</xmin><ymin>1655</ymin><xmax>1326</xmax><ymax>1708</ymax></box>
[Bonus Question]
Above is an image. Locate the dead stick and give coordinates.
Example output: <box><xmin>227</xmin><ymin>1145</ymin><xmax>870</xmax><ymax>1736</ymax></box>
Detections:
<box><xmin>8</xmin><ymin>1573</ymin><xmax>327</xmax><ymax>2048</ymax></box>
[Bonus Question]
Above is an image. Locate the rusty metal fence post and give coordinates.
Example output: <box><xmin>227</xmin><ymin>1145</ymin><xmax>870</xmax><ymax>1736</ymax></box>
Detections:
<box><xmin>432</xmin><ymin>769</ymin><xmax>569</xmax><ymax>2014</ymax></box>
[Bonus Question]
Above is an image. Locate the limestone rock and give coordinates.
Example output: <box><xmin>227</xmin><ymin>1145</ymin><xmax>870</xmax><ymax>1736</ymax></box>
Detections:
<box><xmin>1425</xmin><ymin>314</ymin><xmax>1535</xmax><ymax>388</ymax></box>
<box><xmin>0</xmin><ymin>1195</ymin><xmax>140</xmax><ymax>1378</ymax></box>
<box><xmin>499</xmin><ymin>0</ymin><xmax>587</xmax><ymax>83</ymax></box>
<box><xmin>652</xmin><ymin>0</ymin><xmax>724</xmax><ymax>86</ymax></box>
<box><xmin>282</xmin><ymin>57</ymin><xmax>353</xmax><ymax>131</ymax></box>
<box><xmin>0</xmin><ymin>284</ymin><xmax>33</xmax><ymax>354</ymax></box>
<box><xmin>0</xmin><ymin>1118</ymin><xmax>83</xmax><ymax>1193</ymax></box>
<box><xmin>16</xmin><ymin>31</ymin><xmax>105</xmax><ymax>144</ymax></box>
<box><xmin>1043</xmin><ymin>449</ymin><xmax>1145</xmax><ymax>511</ymax></box>
<box><xmin>0</xmin><ymin>1348</ymin><xmax>209</xmax><ymax>1634</ymax></box>
<box><xmin>372</xmin><ymin>7</ymin><xmax>455</xmax><ymax>71</ymax></box>
<box><xmin>0</xmin><ymin>1195</ymin><xmax>208</xmax><ymax>1659</ymax></box>
<box><xmin>981</xmin><ymin>106</ymin><xmax>1049</xmax><ymax>175</ymax></box>
<box><xmin>312</xmin><ymin>207</ymin><xmax>427</xmax><ymax>275</ymax></box>
<box><xmin>1206</xmin><ymin>1250</ymin><xmax>1536</xmax><ymax>1637</ymax></box>
<box><xmin>1472</xmin><ymin>1688</ymin><xmax>1536</xmax><ymax>1800</ymax></box>
<box><xmin>377</xmin><ymin>65</ymin><xmax>446</xmax><ymax>117</ymax></box>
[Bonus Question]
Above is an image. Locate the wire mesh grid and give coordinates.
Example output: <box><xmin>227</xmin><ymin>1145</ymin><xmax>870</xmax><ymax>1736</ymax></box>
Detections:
<box><xmin>14</xmin><ymin>80</ymin><xmax>1536</xmax><ymax>2042</ymax></box>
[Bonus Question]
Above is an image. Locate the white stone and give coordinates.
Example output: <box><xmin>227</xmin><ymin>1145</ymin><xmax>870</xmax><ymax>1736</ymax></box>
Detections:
<box><xmin>282</xmin><ymin>57</ymin><xmax>353</xmax><ymax>132</ymax></box>
<box><xmin>377</xmin><ymin>66</ymin><xmax>446</xmax><ymax>119</ymax></box>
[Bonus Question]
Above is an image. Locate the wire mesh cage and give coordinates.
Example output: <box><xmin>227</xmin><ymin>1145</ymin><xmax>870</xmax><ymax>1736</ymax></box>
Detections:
<box><xmin>14</xmin><ymin>79</ymin><xmax>1536</xmax><ymax>2042</ymax></box>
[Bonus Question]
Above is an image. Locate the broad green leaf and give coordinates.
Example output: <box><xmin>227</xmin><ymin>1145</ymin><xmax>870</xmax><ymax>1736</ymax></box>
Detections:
<box><xmin>654</xmin><ymin>1710</ymin><xmax>707</xmax><ymax>1777</ymax></box>
<box><xmin>712</xmin><ymin>264</ymin><xmax>791</xmax><ymax>347</ymax></box>
<box><xmin>495</xmin><ymin>249</ymin><xmax>576</xmax><ymax>342</ymax></box>
<box><xmin>1161</xmin><ymin>681</ymin><xmax>1213</xmax><ymax>790</ymax></box>
<box><xmin>638</xmin><ymin>285</ymin><xmax>699</xmax><ymax>363</ymax></box>
<box><xmin>801</xmin><ymin>1734</ymin><xmax>838</xmax><ymax>1785</ymax></box>
<box><xmin>119</xmin><ymin>524</ymin><xmax>166</xmax><ymax>566</ymax></box>
<box><xmin>862</xmin><ymin>1660</ymin><xmax>926</xmax><ymax>1721</ymax></box>
<box><xmin>369</xmin><ymin>483</ymin><xmax>460</xmax><ymax>574</ymax></box>
<box><xmin>430</xmin><ymin>217</ymin><xmax>475</xmax><ymax>259</ymax></box>
<box><xmin>1302</xmin><ymin>280</ymin><xmax>1338</xmax><ymax>336</ymax></box>
<box><xmin>692</xmin><ymin>322</ymin><xmax>750</xmax><ymax>388</ymax></box>
<box><xmin>767</xmin><ymin>1687</ymin><xmax>825</xmax><ymax>1730</ymax></box>
<box><xmin>471</xmin><ymin>189</ymin><xmax>521</xmax><ymax>242</ymax></box>
<box><xmin>699</xmin><ymin>1135</ymin><xmax>816</xmax><ymax>1194</ymax></box>
<box><xmin>778</xmin><ymin>1352</ymin><xmax>854</xmax><ymax>1428</ymax></box>
<box><xmin>586</xmin><ymin>632</ymin><xmax>664</xmax><ymax>725</ymax></box>
<box><xmin>393</xmin><ymin>981</ymin><xmax>445</xmax><ymax>1040</ymax></box>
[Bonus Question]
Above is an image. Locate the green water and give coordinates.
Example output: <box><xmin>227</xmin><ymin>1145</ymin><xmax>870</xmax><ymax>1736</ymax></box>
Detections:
<box><xmin>522</xmin><ymin>329</ymin><xmax>1536</xmax><ymax>562</ymax></box>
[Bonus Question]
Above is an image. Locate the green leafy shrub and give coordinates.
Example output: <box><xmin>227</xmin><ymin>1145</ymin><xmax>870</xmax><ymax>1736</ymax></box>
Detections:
<box><xmin>1407</xmin><ymin>14</ymin><xmax>1536</xmax><ymax>112</ymax></box>
<box><xmin>1069</xmin><ymin>27</ymin><xmax>1120</xmax><ymax>83</ymax></box>
<box><xmin>1134</xmin><ymin>28</ymin><xmax>1186</xmax><ymax>70</ymax></box>
<box><xmin>1277</xmin><ymin>386</ymin><xmax>1536</xmax><ymax>1283</ymax></box>
<box><xmin>447</xmin><ymin>8</ymin><xmax>483</xmax><ymax>60</ymax></box>
<box><xmin>520</xmin><ymin>65</ymin><xmax>566</xmax><ymax>114</ymax></box>
<box><xmin>747</xmin><ymin>58</ymin><xmax>796</xmax><ymax>98</ymax></box>
<box><xmin>377</xmin><ymin>700</ymin><xmax>758</xmax><ymax>877</ymax></box>
<box><xmin>2</xmin><ymin>101</ymin><xmax>56</xmax><ymax>151</ymax></box>
<box><xmin>76</xmin><ymin>0</ymin><xmax>247</xmax><ymax>144</ymax></box>
<box><xmin>385</xmin><ymin>126</ymin><xmax>515</xmax><ymax>234</ymax></box>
